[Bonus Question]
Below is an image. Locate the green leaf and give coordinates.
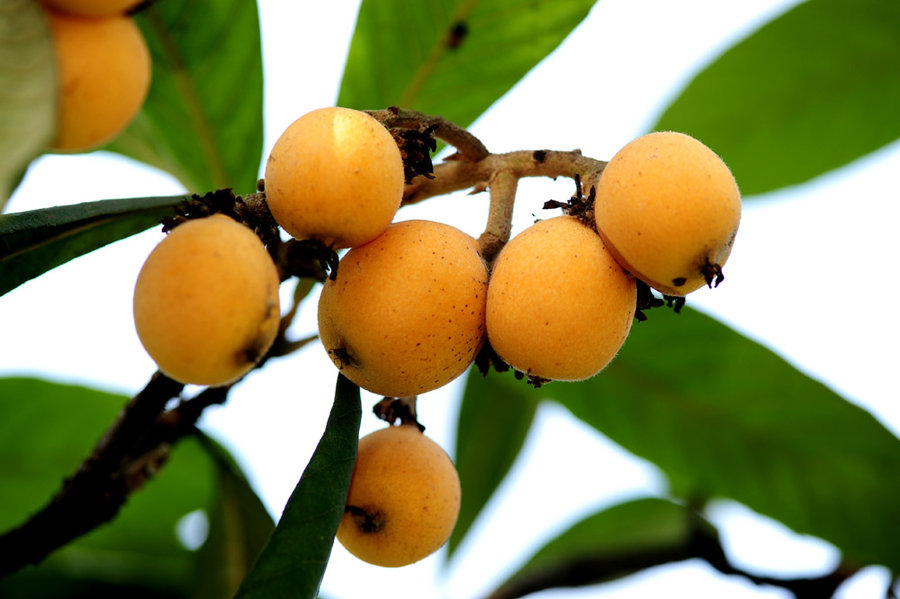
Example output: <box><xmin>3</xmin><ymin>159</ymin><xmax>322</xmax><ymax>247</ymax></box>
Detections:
<box><xmin>653</xmin><ymin>0</ymin><xmax>900</xmax><ymax>196</ymax></box>
<box><xmin>0</xmin><ymin>194</ymin><xmax>186</xmax><ymax>296</ymax></box>
<box><xmin>193</xmin><ymin>435</ymin><xmax>276</xmax><ymax>599</ymax></box>
<box><xmin>473</xmin><ymin>308</ymin><xmax>900</xmax><ymax>571</ymax></box>
<box><xmin>236</xmin><ymin>375</ymin><xmax>362</xmax><ymax>599</ymax></box>
<box><xmin>0</xmin><ymin>0</ymin><xmax>55</xmax><ymax>207</ymax></box>
<box><xmin>448</xmin><ymin>369</ymin><xmax>538</xmax><ymax>558</ymax></box>
<box><xmin>0</xmin><ymin>377</ymin><xmax>218</xmax><ymax>597</ymax></box>
<box><xmin>339</xmin><ymin>0</ymin><xmax>597</xmax><ymax>127</ymax></box>
<box><xmin>106</xmin><ymin>0</ymin><xmax>264</xmax><ymax>194</ymax></box>
<box><xmin>489</xmin><ymin>498</ymin><xmax>711</xmax><ymax>599</ymax></box>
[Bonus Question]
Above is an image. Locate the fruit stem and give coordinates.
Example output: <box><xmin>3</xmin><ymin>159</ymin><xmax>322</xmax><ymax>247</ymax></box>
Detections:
<box><xmin>404</xmin><ymin>148</ymin><xmax>606</xmax><ymax>260</ymax></box>
<box><xmin>370</xmin><ymin>109</ymin><xmax>608</xmax><ymax>260</ymax></box>
<box><xmin>403</xmin><ymin>149</ymin><xmax>606</xmax><ymax>206</ymax></box>
<box><xmin>478</xmin><ymin>170</ymin><xmax>518</xmax><ymax>262</ymax></box>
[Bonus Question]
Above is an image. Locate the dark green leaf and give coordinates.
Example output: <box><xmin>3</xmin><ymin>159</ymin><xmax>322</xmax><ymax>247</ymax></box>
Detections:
<box><xmin>448</xmin><ymin>369</ymin><xmax>538</xmax><ymax>558</ymax></box>
<box><xmin>653</xmin><ymin>0</ymin><xmax>900</xmax><ymax>196</ymax></box>
<box><xmin>0</xmin><ymin>194</ymin><xmax>186</xmax><ymax>296</ymax></box>
<box><xmin>474</xmin><ymin>308</ymin><xmax>900</xmax><ymax>571</ymax></box>
<box><xmin>0</xmin><ymin>0</ymin><xmax>55</xmax><ymax>207</ymax></box>
<box><xmin>236</xmin><ymin>375</ymin><xmax>362</xmax><ymax>599</ymax></box>
<box><xmin>0</xmin><ymin>377</ymin><xmax>218</xmax><ymax>597</ymax></box>
<box><xmin>339</xmin><ymin>0</ymin><xmax>597</xmax><ymax>128</ymax></box>
<box><xmin>193</xmin><ymin>435</ymin><xmax>276</xmax><ymax>599</ymax></box>
<box><xmin>488</xmin><ymin>498</ymin><xmax>711</xmax><ymax>599</ymax></box>
<box><xmin>107</xmin><ymin>0</ymin><xmax>264</xmax><ymax>194</ymax></box>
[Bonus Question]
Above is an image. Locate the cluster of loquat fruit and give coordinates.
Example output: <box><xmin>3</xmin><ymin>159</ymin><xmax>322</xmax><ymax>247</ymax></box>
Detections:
<box><xmin>37</xmin><ymin>0</ymin><xmax>151</xmax><ymax>152</ymax></box>
<box><xmin>131</xmin><ymin>106</ymin><xmax>740</xmax><ymax>568</ymax></box>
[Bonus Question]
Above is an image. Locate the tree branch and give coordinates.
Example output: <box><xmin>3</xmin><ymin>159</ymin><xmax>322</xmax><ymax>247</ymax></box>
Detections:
<box><xmin>0</xmin><ymin>372</ymin><xmax>184</xmax><ymax>576</ymax></box>
<box><xmin>0</xmin><ymin>376</ymin><xmax>245</xmax><ymax>577</ymax></box>
<box><xmin>483</xmin><ymin>515</ymin><xmax>853</xmax><ymax>599</ymax></box>
<box><xmin>692</xmin><ymin>524</ymin><xmax>851</xmax><ymax>599</ymax></box>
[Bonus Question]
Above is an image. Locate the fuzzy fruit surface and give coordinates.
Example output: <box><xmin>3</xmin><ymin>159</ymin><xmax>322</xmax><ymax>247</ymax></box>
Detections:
<box><xmin>44</xmin><ymin>8</ymin><xmax>150</xmax><ymax>152</ymax></box>
<box><xmin>486</xmin><ymin>216</ymin><xmax>636</xmax><ymax>381</ymax></box>
<box><xmin>264</xmin><ymin>107</ymin><xmax>404</xmax><ymax>249</ymax></box>
<box><xmin>318</xmin><ymin>219</ymin><xmax>488</xmax><ymax>397</ymax></box>
<box><xmin>594</xmin><ymin>131</ymin><xmax>741</xmax><ymax>296</ymax></box>
<box><xmin>41</xmin><ymin>0</ymin><xmax>139</xmax><ymax>17</ymax></box>
<box><xmin>133</xmin><ymin>215</ymin><xmax>281</xmax><ymax>386</ymax></box>
<box><xmin>337</xmin><ymin>424</ymin><xmax>461</xmax><ymax>568</ymax></box>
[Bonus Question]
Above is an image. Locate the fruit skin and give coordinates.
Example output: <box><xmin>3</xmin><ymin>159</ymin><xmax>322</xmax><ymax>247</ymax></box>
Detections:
<box><xmin>593</xmin><ymin>131</ymin><xmax>741</xmax><ymax>296</ymax></box>
<box><xmin>41</xmin><ymin>0</ymin><xmax>140</xmax><ymax>17</ymax></box>
<box><xmin>133</xmin><ymin>214</ymin><xmax>281</xmax><ymax>386</ymax></box>
<box><xmin>318</xmin><ymin>219</ymin><xmax>488</xmax><ymax>397</ymax></box>
<box><xmin>264</xmin><ymin>107</ymin><xmax>404</xmax><ymax>249</ymax></box>
<box><xmin>336</xmin><ymin>424</ymin><xmax>461</xmax><ymax>568</ymax></box>
<box><xmin>486</xmin><ymin>215</ymin><xmax>636</xmax><ymax>381</ymax></box>
<box><xmin>45</xmin><ymin>8</ymin><xmax>151</xmax><ymax>152</ymax></box>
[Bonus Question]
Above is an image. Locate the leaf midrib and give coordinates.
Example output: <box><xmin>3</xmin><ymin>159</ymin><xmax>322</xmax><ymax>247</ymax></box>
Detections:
<box><xmin>0</xmin><ymin>206</ymin><xmax>169</xmax><ymax>262</ymax></box>
<box><xmin>146</xmin><ymin>10</ymin><xmax>228</xmax><ymax>189</ymax></box>
<box><xmin>591</xmin><ymin>355</ymin><xmax>896</xmax><ymax>473</ymax></box>
<box><xmin>399</xmin><ymin>0</ymin><xmax>479</xmax><ymax>107</ymax></box>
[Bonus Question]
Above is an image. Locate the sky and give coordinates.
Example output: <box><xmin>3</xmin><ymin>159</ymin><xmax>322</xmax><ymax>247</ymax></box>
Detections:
<box><xmin>2</xmin><ymin>1</ymin><xmax>899</xmax><ymax>598</ymax></box>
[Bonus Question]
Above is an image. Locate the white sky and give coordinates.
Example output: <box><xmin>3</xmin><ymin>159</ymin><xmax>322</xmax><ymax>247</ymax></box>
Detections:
<box><xmin>2</xmin><ymin>1</ymin><xmax>899</xmax><ymax>598</ymax></box>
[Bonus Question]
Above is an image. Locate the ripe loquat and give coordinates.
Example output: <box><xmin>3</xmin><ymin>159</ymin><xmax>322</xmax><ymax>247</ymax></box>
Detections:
<box><xmin>44</xmin><ymin>8</ymin><xmax>150</xmax><ymax>152</ymax></box>
<box><xmin>318</xmin><ymin>220</ymin><xmax>488</xmax><ymax>397</ymax></box>
<box><xmin>133</xmin><ymin>214</ymin><xmax>280</xmax><ymax>386</ymax></box>
<box><xmin>337</xmin><ymin>424</ymin><xmax>461</xmax><ymax>567</ymax></box>
<box><xmin>486</xmin><ymin>215</ymin><xmax>636</xmax><ymax>381</ymax></box>
<box><xmin>593</xmin><ymin>131</ymin><xmax>741</xmax><ymax>296</ymax></box>
<box><xmin>264</xmin><ymin>107</ymin><xmax>404</xmax><ymax>249</ymax></box>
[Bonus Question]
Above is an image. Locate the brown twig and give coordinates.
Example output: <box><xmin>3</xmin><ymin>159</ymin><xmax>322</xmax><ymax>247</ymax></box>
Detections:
<box><xmin>402</xmin><ymin>148</ymin><xmax>606</xmax><ymax>264</ymax></box>
<box><xmin>0</xmin><ymin>376</ymin><xmax>247</xmax><ymax>578</ymax></box>
<box><xmin>342</xmin><ymin>110</ymin><xmax>606</xmax><ymax>265</ymax></box>
<box><xmin>478</xmin><ymin>169</ymin><xmax>518</xmax><ymax>262</ymax></box>
<box><xmin>483</xmin><ymin>514</ymin><xmax>853</xmax><ymax>599</ymax></box>
<box><xmin>0</xmin><ymin>373</ymin><xmax>184</xmax><ymax>576</ymax></box>
<box><xmin>402</xmin><ymin>149</ymin><xmax>606</xmax><ymax>206</ymax></box>
<box><xmin>367</xmin><ymin>106</ymin><xmax>490</xmax><ymax>162</ymax></box>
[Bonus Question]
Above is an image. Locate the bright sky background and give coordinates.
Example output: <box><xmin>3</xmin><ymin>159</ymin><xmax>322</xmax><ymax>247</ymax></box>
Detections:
<box><xmin>2</xmin><ymin>1</ymin><xmax>899</xmax><ymax>598</ymax></box>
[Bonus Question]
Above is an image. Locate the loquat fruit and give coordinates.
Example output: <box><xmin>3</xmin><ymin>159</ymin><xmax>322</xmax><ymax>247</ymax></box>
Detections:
<box><xmin>593</xmin><ymin>131</ymin><xmax>741</xmax><ymax>296</ymax></box>
<box><xmin>318</xmin><ymin>220</ymin><xmax>488</xmax><ymax>397</ymax></box>
<box><xmin>337</xmin><ymin>424</ymin><xmax>461</xmax><ymax>567</ymax></box>
<box><xmin>486</xmin><ymin>215</ymin><xmax>636</xmax><ymax>381</ymax></box>
<box><xmin>133</xmin><ymin>214</ymin><xmax>280</xmax><ymax>386</ymax></box>
<box><xmin>264</xmin><ymin>107</ymin><xmax>404</xmax><ymax>249</ymax></box>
